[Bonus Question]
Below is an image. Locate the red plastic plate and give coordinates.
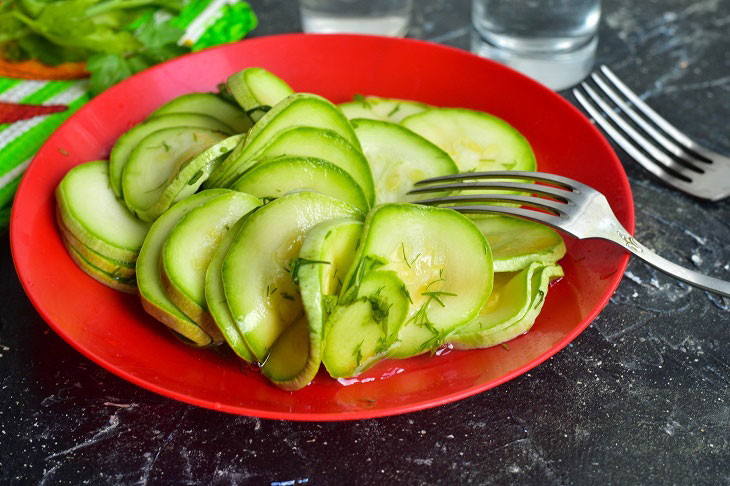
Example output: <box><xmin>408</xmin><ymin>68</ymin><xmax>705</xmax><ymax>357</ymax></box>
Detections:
<box><xmin>10</xmin><ymin>34</ymin><xmax>634</xmax><ymax>421</ymax></box>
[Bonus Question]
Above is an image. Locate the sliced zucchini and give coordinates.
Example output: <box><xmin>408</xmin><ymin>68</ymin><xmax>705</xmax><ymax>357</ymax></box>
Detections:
<box><xmin>138</xmin><ymin>134</ymin><xmax>244</xmax><ymax>221</ymax></box>
<box><xmin>401</xmin><ymin>108</ymin><xmax>536</xmax><ymax>173</ymax></box>
<box><xmin>151</xmin><ymin>92</ymin><xmax>251</xmax><ymax>133</ymax></box>
<box><xmin>136</xmin><ymin>189</ymin><xmax>230</xmax><ymax>346</ymax></box>
<box><xmin>229</xmin><ymin>156</ymin><xmax>369</xmax><ymax>212</ymax></box>
<box><xmin>261</xmin><ymin>316</ymin><xmax>310</xmax><ymax>385</ymax></box>
<box><xmin>471</xmin><ymin>215</ymin><xmax>566</xmax><ymax>272</ymax></box>
<box><xmin>207</xmin><ymin>93</ymin><xmax>361</xmax><ymax>187</ymax></box>
<box><xmin>266</xmin><ymin>218</ymin><xmax>363</xmax><ymax>389</ymax></box>
<box><xmin>351</xmin><ymin>118</ymin><xmax>457</xmax><ymax>204</ymax></box>
<box><xmin>339</xmin><ymin>96</ymin><xmax>429</xmax><ymax>123</ymax></box>
<box><xmin>122</xmin><ymin>127</ymin><xmax>227</xmax><ymax>221</ymax></box>
<box><xmin>227</xmin><ymin>67</ymin><xmax>294</xmax><ymax>122</ymax></box>
<box><xmin>161</xmin><ymin>191</ymin><xmax>261</xmax><ymax>328</ymax></box>
<box><xmin>56</xmin><ymin>160</ymin><xmax>150</xmax><ymax>263</ymax></box>
<box><xmin>340</xmin><ymin>204</ymin><xmax>493</xmax><ymax>359</ymax></box>
<box><xmin>205</xmin><ymin>218</ymin><xmax>256</xmax><ymax>362</ymax></box>
<box><xmin>61</xmin><ymin>234</ymin><xmax>137</xmax><ymax>294</ymax></box>
<box><xmin>449</xmin><ymin>263</ymin><xmax>564</xmax><ymax>349</ymax></box>
<box><xmin>323</xmin><ymin>270</ymin><xmax>410</xmax><ymax>378</ymax></box>
<box><xmin>209</xmin><ymin>126</ymin><xmax>375</xmax><ymax>205</ymax></box>
<box><xmin>222</xmin><ymin>191</ymin><xmax>364</xmax><ymax>361</ymax></box>
<box><xmin>109</xmin><ymin>113</ymin><xmax>233</xmax><ymax>197</ymax></box>
<box><xmin>57</xmin><ymin>212</ymin><xmax>135</xmax><ymax>279</ymax></box>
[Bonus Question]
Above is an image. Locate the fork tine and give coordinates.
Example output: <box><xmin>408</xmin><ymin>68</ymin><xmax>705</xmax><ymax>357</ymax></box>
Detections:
<box><xmin>421</xmin><ymin>204</ymin><xmax>565</xmax><ymax>232</ymax></box>
<box><xmin>414</xmin><ymin>193</ymin><xmax>568</xmax><ymax>214</ymax></box>
<box><xmin>599</xmin><ymin>66</ymin><xmax>703</xmax><ymax>153</ymax></box>
<box><xmin>591</xmin><ymin>71</ymin><xmax>710</xmax><ymax>166</ymax></box>
<box><xmin>573</xmin><ymin>87</ymin><xmax>700</xmax><ymax>195</ymax></box>
<box><xmin>580</xmin><ymin>82</ymin><xmax>702</xmax><ymax>176</ymax></box>
<box><xmin>414</xmin><ymin>170</ymin><xmax>578</xmax><ymax>188</ymax></box>
<box><xmin>408</xmin><ymin>180</ymin><xmax>571</xmax><ymax>200</ymax></box>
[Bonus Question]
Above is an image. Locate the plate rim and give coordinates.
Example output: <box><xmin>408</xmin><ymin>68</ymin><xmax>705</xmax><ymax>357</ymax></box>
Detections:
<box><xmin>10</xmin><ymin>33</ymin><xmax>634</xmax><ymax>421</ymax></box>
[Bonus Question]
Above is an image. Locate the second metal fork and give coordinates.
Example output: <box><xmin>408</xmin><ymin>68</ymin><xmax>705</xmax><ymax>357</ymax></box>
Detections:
<box><xmin>409</xmin><ymin>170</ymin><xmax>730</xmax><ymax>298</ymax></box>
<box><xmin>574</xmin><ymin>65</ymin><xmax>730</xmax><ymax>201</ymax></box>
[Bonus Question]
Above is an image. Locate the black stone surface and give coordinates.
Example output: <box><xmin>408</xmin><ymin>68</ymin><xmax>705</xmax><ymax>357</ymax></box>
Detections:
<box><xmin>1</xmin><ymin>0</ymin><xmax>729</xmax><ymax>484</ymax></box>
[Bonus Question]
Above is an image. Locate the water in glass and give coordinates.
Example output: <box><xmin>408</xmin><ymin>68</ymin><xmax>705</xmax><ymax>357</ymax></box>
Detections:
<box><xmin>300</xmin><ymin>0</ymin><xmax>413</xmax><ymax>37</ymax></box>
<box><xmin>472</xmin><ymin>0</ymin><xmax>601</xmax><ymax>90</ymax></box>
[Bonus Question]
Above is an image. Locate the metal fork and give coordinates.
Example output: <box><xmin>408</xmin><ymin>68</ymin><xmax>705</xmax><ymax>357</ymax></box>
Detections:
<box><xmin>573</xmin><ymin>65</ymin><xmax>730</xmax><ymax>201</ymax></box>
<box><xmin>409</xmin><ymin>171</ymin><xmax>730</xmax><ymax>298</ymax></box>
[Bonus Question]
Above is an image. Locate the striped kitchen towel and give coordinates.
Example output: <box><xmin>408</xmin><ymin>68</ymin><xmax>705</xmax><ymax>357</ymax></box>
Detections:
<box><xmin>0</xmin><ymin>78</ymin><xmax>90</xmax><ymax>230</ymax></box>
<box><xmin>0</xmin><ymin>0</ymin><xmax>257</xmax><ymax>232</ymax></box>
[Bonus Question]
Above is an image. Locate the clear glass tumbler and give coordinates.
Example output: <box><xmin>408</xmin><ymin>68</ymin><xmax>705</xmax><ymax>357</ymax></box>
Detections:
<box><xmin>299</xmin><ymin>0</ymin><xmax>413</xmax><ymax>37</ymax></box>
<box><xmin>471</xmin><ymin>0</ymin><xmax>601</xmax><ymax>90</ymax></box>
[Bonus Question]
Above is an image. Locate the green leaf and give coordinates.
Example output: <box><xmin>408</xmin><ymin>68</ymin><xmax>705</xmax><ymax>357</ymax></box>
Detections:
<box><xmin>86</xmin><ymin>53</ymin><xmax>133</xmax><ymax>96</ymax></box>
<box><xmin>133</xmin><ymin>14</ymin><xmax>183</xmax><ymax>49</ymax></box>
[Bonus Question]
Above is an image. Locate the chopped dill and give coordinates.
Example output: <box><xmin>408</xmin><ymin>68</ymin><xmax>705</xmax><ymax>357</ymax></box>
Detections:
<box><xmin>400</xmin><ymin>242</ymin><xmax>420</xmax><ymax>268</ymax></box>
<box><xmin>353</xmin><ymin>340</ymin><xmax>364</xmax><ymax>366</ymax></box>
<box><xmin>265</xmin><ymin>284</ymin><xmax>278</xmax><ymax>297</ymax></box>
<box><xmin>387</xmin><ymin>103</ymin><xmax>401</xmax><ymax>117</ymax></box>
<box><xmin>421</xmin><ymin>290</ymin><xmax>457</xmax><ymax>307</ymax></box>
<box><xmin>288</xmin><ymin>258</ymin><xmax>330</xmax><ymax>286</ymax></box>
<box><xmin>187</xmin><ymin>170</ymin><xmax>204</xmax><ymax>185</ymax></box>
<box><xmin>353</xmin><ymin>94</ymin><xmax>372</xmax><ymax>109</ymax></box>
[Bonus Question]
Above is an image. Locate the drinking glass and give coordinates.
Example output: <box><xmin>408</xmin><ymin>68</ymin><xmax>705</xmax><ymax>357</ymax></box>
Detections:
<box><xmin>471</xmin><ymin>0</ymin><xmax>601</xmax><ymax>90</ymax></box>
<box><xmin>299</xmin><ymin>0</ymin><xmax>413</xmax><ymax>37</ymax></box>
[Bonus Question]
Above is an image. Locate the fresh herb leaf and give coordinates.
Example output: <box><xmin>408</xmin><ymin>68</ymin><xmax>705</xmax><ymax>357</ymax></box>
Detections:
<box><xmin>288</xmin><ymin>257</ymin><xmax>330</xmax><ymax>286</ymax></box>
<box><xmin>400</xmin><ymin>242</ymin><xmax>419</xmax><ymax>268</ymax></box>
<box><xmin>420</xmin><ymin>290</ymin><xmax>457</xmax><ymax>307</ymax></box>
<box><xmin>353</xmin><ymin>94</ymin><xmax>372</xmax><ymax>109</ymax></box>
<box><xmin>353</xmin><ymin>339</ymin><xmax>364</xmax><ymax>367</ymax></box>
<box><xmin>86</xmin><ymin>53</ymin><xmax>133</xmax><ymax>96</ymax></box>
<box><xmin>187</xmin><ymin>169</ymin><xmax>204</xmax><ymax>186</ymax></box>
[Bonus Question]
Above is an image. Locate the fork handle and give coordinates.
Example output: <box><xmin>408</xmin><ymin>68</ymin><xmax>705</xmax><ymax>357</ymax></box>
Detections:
<box><xmin>607</xmin><ymin>225</ymin><xmax>730</xmax><ymax>298</ymax></box>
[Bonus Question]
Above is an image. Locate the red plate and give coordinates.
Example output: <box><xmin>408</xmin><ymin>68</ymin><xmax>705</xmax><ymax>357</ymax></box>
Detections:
<box><xmin>10</xmin><ymin>34</ymin><xmax>634</xmax><ymax>420</ymax></box>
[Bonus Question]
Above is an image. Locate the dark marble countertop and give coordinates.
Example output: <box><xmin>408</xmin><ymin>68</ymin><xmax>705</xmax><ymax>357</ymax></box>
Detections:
<box><xmin>1</xmin><ymin>0</ymin><xmax>729</xmax><ymax>484</ymax></box>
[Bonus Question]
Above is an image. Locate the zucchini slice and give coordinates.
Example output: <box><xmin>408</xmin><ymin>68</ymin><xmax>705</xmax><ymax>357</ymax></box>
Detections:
<box><xmin>471</xmin><ymin>215</ymin><xmax>566</xmax><ymax>272</ymax></box>
<box><xmin>401</xmin><ymin>108</ymin><xmax>536</xmax><ymax>173</ymax></box>
<box><xmin>56</xmin><ymin>160</ymin><xmax>150</xmax><ymax>263</ymax></box>
<box><xmin>229</xmin><ymin>156</ymin><xmax>369</xmax><ymax>212</ymax></box>
<box><xmin>339</xmin><ymin>96</ymin><xmax>429</xmax><ymax>123</ymax></box>
<box><xmin>264</xmin><ymin>218</ymin><xmax>363</xmax><ymax>389</ymax></box>
<box><xmin>136</xmin><ymin>189</ymin><xmax>230</xmax><ymax>346</ymax></box>
<box><xmin>323</xmin><ymin>270</ymin><xmax>410</xmax><ymax>378</ymax></box>
<box><xmin>151</xmin><ymin>92</ymin><xmax>252</xmax><ymax>133</ymax></box>
<box><xmin>340</xmin><ymin>204</ymin><xmax>493</xmax><ymax>359</ymax></box>
<box><xmin>57</xmin><ymin>212</ymin><xmax>135</xmax><ymax>279</ymax></box>
<box><xmin>122</xmin><ymin>127</ymin><xmax>228</xmax><ymax>221</ymax></box>
<box><xmin>227</xmin><ymin>67</ymin><xmax>294</xmax><ymax>122</ymax></box>
<box><xmin>205</xmin><ymin>218</ymin><xmax>257</xmax><ymax>362</ymax></box>
<box><xmin>209</xmin><ymin>126</ymin><xmax>375</xmax><ymax>205</ymax></box>
<box><xmin>62</xmin><ymin>240</ymin><xmax>137</xmax><ymax>294</ymax></box>
<box><xmin>161</xmin><ymin>191</ymin><xmax>261</xmax><ymax>328</ymax></box>
<box><xmin>207</xmin><ymin>93</ymin><xmax>361</xmax><ymax>187</ymax></box>
<box><xmin>449</xmin><ymin>263</ymin><xmax>564</xmax><ymax>349</ymax></box>
<box><xmin>109</xmin><ymin>113</ymin><xmax>233</xmax><ymax>197</ymax></box>
<box><xmin>137</xmin><ymin>134</ymin><xmax>244</xmax><ymax>222</ymax></box>
<box><xmin>221</xmin><ymin>191</ymin><xmax>364</xmax><ymax>361</ymax></box>
<box><xmin>261</xmin><ymin>316</ymin><xmax>310</xmax><ymax>385</ymax></box>
<box><xmin>351</xmin><ymin>118</ymin><xmax>457</xmax><ymax>204</ymax></box>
